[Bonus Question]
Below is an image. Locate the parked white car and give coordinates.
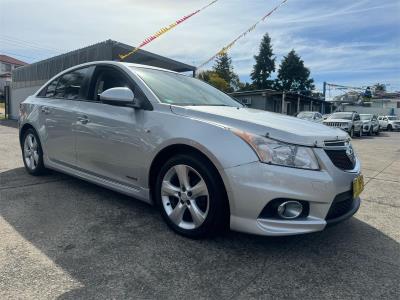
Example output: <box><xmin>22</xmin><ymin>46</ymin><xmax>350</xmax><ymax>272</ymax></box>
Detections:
<box><xmin>323</xmin><ymin>112</ymin><xmax>363</xmax><ymax>137</ymax></box>
<box><xmin>378</xmin><ymin>115</ymin><xmax>400</xmax><ymax>131</ymax></box>
<box><xmin>296</xmin><ymin>111</ymin><xmax>323</xmax><ymax>123</ymax></box>
<box><xmin>360</xmin><ymin>114</ymin><xmax>380</xmax><ymax>135</ymax></box>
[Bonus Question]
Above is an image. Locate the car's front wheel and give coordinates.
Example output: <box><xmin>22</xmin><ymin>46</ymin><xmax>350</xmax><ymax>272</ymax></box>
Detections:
<box><xmin>22</xmin><ymin>128</ymin><xmax>46</xmax><ymax>175</ymax></box>
<box><xmin>155</xmin><ymin>154</ymin><xmax>228</xmax><ymax>238</ymax></box>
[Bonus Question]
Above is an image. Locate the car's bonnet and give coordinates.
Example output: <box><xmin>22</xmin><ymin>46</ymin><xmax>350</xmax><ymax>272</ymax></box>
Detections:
<box><xmin>170</xmin><ymin>106</ymin><xmax>348</xmax><ymax>147</ymax></box>
<box><xmin>323</xmin><ymin>118</ymin><xmax>352</xmax><ymax>123</ymax></box>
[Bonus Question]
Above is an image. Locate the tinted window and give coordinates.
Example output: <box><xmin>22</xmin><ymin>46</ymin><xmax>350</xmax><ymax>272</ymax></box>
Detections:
<box><xmin>95</xmin><ymin>69</ymin><xmax>130</xmax><ymax>96</ymax></box>
<box><xmin>54</xmin><ymin>67</ymin><xmax>92</xmax><ymax>100</ymax></box>
<box><xmin>354</xmin><ymin>114</ymin><xmax>360</xmax><ymax>121</ymax></box>
<box><xmin>44</xmin><ymin>79</ymin><xmax>58</xmax><ymax>97</ymax></box>
<box><xmin>91</xmin><ymin>67</ymin><xmax>148</xmax><ymax>107</ymax></box>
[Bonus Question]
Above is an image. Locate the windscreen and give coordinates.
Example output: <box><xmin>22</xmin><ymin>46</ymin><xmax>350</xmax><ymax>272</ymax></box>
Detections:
<box><xmin>134</xmin><ymin>67</ymin><xmax>242</xmax><ymax>107</ymax></box>
<box><xmin>360</xmin><ymin>115</ymin><xmax>371</xmax><ymax>120</ymax></box>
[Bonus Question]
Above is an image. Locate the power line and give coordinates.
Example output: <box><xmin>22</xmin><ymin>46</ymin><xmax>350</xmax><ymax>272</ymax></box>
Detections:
<box><xmin>0</xmin><ymin>34</ymin><xmax>64</xmax><ymax>53</ymax></box>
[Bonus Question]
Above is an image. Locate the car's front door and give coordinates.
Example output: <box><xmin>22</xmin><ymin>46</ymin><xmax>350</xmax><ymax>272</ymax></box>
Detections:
<box><xmin>75</xmin><ymin>66</ymin><xmax>151</xmax><ymax>188</ymax></box>
<box><xmin>39</xmin><ymin>66</ymin><xmax>94</xmax><ymax>166</ymax></box>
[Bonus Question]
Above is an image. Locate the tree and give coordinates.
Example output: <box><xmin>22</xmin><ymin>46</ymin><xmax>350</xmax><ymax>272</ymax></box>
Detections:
<box><xmin>251</xmin><ymin>33</ymin><xmax>275</xmax><ymax>89</ymax></box>
<box><xmin>212</xmin><ymin>52</ymin><xmax>240</xmax><ymax>92</ymax></box>
<box><xmin>373</xmin><ymin>83</ymin><xmax>386</xmax><ymax>95</ymax></box>
<box><xmin>197</xmin><ymin>70</ymin><xmax>230</xmax><ymax>92</ymax></box>
<box><xmin>274</xmin><ymin>50</ymin><xmax>315</xmax><ymax>93</ymax></box>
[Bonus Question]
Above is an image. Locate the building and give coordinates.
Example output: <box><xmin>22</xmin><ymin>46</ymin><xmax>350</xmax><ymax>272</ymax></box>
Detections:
<box><xmin>230</xmin><ymin>89</ymin><xmax>332</xmax><ymax>115</ymax></box>
<box><xmin>0</xmin><ymin>54</ymin><xmax>27</xmax><ymax>99</ymax></box>
<box><xmin>332</xmin><ymin>91</ymin><xmax>400</xmax><ymax>116</ymax></box>
<box><xmin>8</xmin><ymin>39</ymin><xmax>196</xmax><ymax>119</ymax></box>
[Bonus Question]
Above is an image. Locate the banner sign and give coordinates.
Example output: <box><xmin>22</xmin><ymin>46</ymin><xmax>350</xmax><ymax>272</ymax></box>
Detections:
<box><xmin>198</xmin><ymin>0</ymin><xmax>288</xmax><ymax>69</ymax></box>
<box><xmin>119</xmin><ymin>0</ymin><xmax>219</xmax><ymax>60</ymax></box>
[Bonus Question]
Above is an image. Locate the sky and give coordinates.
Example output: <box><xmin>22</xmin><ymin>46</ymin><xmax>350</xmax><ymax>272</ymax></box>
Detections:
<box><xmin>1</xmin><ymin>0</ymin><xmax>399</xmax><ymax>94</ymax></box>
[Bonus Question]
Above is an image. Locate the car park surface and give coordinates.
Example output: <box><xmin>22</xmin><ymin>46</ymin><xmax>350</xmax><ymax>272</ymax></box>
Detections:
<box><xmin>1</xmin><ymin>120</ymin><xmax>399</xmax><ymax>299</ymax></box>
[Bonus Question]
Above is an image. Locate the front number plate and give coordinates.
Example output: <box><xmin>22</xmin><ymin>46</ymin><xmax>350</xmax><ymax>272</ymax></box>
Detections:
<box><xmin>353</xmin><ymin>175</ymin><xmax>364</xmax><ymax>198</ymax></box>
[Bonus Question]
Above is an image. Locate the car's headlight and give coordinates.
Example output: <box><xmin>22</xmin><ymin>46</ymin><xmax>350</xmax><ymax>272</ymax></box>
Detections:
<box><xmin>231</xmin><ymin>129</ymin><xmax>319</xmax><ymax>170</ymax></box>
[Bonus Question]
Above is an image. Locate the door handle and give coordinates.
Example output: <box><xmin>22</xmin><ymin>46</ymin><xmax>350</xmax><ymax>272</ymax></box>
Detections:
<box><xmin>77</xmin><ymin>115</ymin><xmax>90</xmax><ymax>124</ymax></box>
<box><xmin>41</xmin><ymin>106</ymin><xmax>50</xmax><ymax>114</ymax></box>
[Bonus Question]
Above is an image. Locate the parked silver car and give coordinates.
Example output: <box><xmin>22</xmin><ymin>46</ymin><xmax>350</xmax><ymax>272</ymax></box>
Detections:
<box><xmin>323</xmin><ymin>112</ymin><xmax>363</xmax><ymax>137</ymax></box>
<box><xmin>19</xmin><ymin>61</ymin><xmax>363</xmax><ymax>238</ymax></box>
<box><xmin>360</xmin><ymin>114</ymin><xmax>380</xmax><ymax>135</ymax></box>
<box><xmin>296</xmin><ymin>111</ymin><xmax>323</xmax><ymax>123</ymax></box>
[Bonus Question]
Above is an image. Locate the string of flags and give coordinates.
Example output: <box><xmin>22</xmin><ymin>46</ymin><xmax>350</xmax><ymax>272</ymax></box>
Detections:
<box><xmin>197</xmin><ymin>0</ymin><xmax>288</xmax><ymax>69</ymax></box>
<box><xmin>119</xmin><ymin>0</ymin><xmax>219</xmax><ymax>60</ymax></box>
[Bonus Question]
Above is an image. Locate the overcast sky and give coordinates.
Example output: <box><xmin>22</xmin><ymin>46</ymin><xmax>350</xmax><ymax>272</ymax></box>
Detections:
<box><xmin>1</xmin><ymin>0</ymin><xmax>399</xmax><ymax>92</ymax></box>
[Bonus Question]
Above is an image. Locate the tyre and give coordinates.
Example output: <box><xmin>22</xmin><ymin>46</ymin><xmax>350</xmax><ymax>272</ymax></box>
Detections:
<box><xmin>155</xmin><ymin>154</ymin><xmax>228</xmax><ymax>238</ymax></box>
<box><xmin>350</xmin><ymin>127</ymin><xmax>354</xmax><ymax>138</ymax></box>
<box><xmin>21</xmin><ymin>128</ymin><xmax>46</xmax><ymax>175</ymax></box>
<box><xmin>388</xmin><ymin>124</ymin><xmax>393</xmax><ymax>131</ymax></box>
<box><xmin>358</xmin><ymin>127</ymin><xmax>363</xmax><ymax>137</ymax></box>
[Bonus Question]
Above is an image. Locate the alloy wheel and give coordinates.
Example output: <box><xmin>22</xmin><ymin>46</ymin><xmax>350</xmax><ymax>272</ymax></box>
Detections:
<box><xmin>24</xmin><ymin>133</ymin><xmax>39</xmax><ymax>171</ymax></box>
<box><xmin>161</xmin><ymin>164</ymin><xmax>209</xmax><ymax>230</ymax></box>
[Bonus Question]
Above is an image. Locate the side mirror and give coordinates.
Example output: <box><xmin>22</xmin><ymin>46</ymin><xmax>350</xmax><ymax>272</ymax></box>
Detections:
<box><xmin>99</xmin><ymin>87</ymin><xmax>139</xmax><ymax>108</ymax></box>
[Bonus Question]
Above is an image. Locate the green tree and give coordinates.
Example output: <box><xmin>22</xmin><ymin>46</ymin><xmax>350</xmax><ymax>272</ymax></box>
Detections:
<box><xmin>197</xmin><ymin>70</ymin><xmax>230</xmax><ymax>92</ymax></box>
<box><xmin>251</xmin><ymin>33</ymin><xmax>275</xmax><ymax>89</ymax></box>
<box><xmin>212</xmin><ymin>53</ymin><xmax>240</xmax><ymax>92</ymax></box>
<box><xmin>274</xmin><ymin>50</ymin><xmax>315</xmax><ymax>93</ymax></box>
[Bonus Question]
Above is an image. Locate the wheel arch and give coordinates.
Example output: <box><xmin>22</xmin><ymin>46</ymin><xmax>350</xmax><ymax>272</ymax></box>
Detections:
<box><xmin>19</xmin><ymin>123</ymin><xmax>37</xmax><ymax>147</ymax></box>
<box><xmin>148</xmin><ymin>143</ymin><xmax>230</xmax><ymax>216</ymax></box>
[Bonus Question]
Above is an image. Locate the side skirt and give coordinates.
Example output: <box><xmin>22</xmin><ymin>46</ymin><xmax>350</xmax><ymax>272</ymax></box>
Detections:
<box><xmin>44</xmin><ymin>158</ymin><xmax>152</xmax><ymax>205</ymax></box>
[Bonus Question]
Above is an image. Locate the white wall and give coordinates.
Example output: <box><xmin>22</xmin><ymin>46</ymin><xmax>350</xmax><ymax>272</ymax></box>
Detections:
<box><xmin>10</xmin><ymin>85</ymin><xmax>41</xmax><ymax>119</ymax></box>
<box><xmin>343</xmin><ymin>105</ymin><xmax>399</xmax><ymax>116</ymax></box>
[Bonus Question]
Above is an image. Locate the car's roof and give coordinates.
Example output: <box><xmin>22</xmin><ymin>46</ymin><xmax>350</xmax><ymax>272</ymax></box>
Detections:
<box><xmin>60</xmin><ymin>60</ymin><xmax>180</xmax><ymax>75</ymax></box>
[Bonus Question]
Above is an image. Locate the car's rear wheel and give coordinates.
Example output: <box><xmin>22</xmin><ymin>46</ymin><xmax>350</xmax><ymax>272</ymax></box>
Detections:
<box><xmin>155</xmin><ymin>154</ymin><xmax>228</xmax><ymax>238</ymax></box>
<box><xmin>22</xmin><ymin>129</ymin><xmax>46</xmax><ymax>175</ymax></box>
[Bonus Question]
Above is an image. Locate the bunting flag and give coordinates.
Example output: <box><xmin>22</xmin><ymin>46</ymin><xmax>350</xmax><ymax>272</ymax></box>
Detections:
<box><xmin>119</xmin><ymin>0</ymin><xmax>219</xmax><ymax>60</ymax></box>
<box><xmin>198</xmin><ymin>0</ymin><xmax>288</xmax><ymax>69</ymax></box>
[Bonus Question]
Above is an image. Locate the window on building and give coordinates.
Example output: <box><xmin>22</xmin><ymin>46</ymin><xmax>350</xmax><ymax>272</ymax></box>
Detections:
<box><xmin>4</xmin><ymin>63</ymin><xmax>12</xmax><ymax>72</ymax></box>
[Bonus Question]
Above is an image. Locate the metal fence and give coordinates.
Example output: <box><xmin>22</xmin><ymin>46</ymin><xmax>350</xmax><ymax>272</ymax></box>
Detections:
<box><xmin>12</xmin><ymin>40</ymin><xmax>113</xmax><ymax>89</ymax></box>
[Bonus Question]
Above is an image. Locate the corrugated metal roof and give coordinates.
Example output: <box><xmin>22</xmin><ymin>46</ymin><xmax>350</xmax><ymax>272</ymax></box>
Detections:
<box><xmin>12</xmin><ymin>39</ymin><xmax>195</xmax><ymax>88</ymax></box>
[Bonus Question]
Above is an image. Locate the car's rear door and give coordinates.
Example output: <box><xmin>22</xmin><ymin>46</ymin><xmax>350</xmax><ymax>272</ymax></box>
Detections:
<box><xmin>75</xmin><ymin>65</ymin><xmax>152</xmax><ymax>188</ymax></box>
<box><xmin>38</xmin><ymin>66</ymin><xmax>94</xmax><ymax>166</ymax></box>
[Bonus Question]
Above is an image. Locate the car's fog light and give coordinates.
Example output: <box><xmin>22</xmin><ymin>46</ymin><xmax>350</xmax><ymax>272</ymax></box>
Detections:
<box><xmin>277</xmin><ymin>201</ymin><xmax>303</xmax><ymax>219</ymax></box>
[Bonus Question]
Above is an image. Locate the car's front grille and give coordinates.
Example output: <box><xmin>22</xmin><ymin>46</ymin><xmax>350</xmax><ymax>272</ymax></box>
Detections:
<box><xmin>325</xmin><ymin>149</ymin><xmax>355</xmax><ymax>170</ymax></box>
<box><xmin>326</xmin><ymin>190</ymin><xmax>353</xmax><ymax>220</ymax></box>
<box><xmin>324</xmin><ymin>122</ymin><xmax>343</xmax><ymax>127</ymax></box>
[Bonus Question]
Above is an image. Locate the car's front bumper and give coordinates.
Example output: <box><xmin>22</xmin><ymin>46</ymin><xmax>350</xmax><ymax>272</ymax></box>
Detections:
<box><xmin>223</xmin><ymin>148</ymin><xmax>361</xmax><ymax>236</ymax></box>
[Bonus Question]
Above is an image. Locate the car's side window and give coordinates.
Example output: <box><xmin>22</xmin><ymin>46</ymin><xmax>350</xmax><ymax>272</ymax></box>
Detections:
<box><xmin>54</xmin><ymin>67</ymin><xmax>94</xmax><ymax>100</ymax></box>
<box><xmin>44</xmin><ymin>79</ymin><xmax>58</xmax><ymax>97</ymax></box>
<box><xmin>354</xmin><ymin>114</ymin><xmax>360</xmax><ymax>121</ymax></box>
<box><xmin>88</xmin><ymin>66</ymin><xmax>151</xmax><ymax>109</ymax></box>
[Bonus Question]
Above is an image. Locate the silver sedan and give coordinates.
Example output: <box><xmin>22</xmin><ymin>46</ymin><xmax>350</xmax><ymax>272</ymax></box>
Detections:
<box><xmin>19</xmin><ymin>61</ymin><xmax>363</xmax><ymax>238</ymax></box>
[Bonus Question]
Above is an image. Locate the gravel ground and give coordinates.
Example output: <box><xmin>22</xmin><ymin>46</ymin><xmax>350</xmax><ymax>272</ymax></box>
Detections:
<box><xmin>1</xmin><ymin>120</ymin><xmax>399</xmax><ymax>299</ymax></box>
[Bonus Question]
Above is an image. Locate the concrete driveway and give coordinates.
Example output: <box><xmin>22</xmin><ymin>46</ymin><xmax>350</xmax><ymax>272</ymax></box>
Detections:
<box><xmin>1</xmin><ymin>120</ymin><xmax>399</xmax><ymax>299</ymax></box>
